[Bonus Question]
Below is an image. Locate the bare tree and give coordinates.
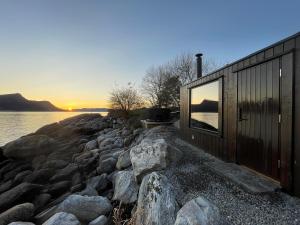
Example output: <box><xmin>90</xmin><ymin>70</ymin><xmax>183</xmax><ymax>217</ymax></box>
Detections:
<box><xmin>109</xmin><ymin>83</ymin><xmax>144</xmax><ymax>113</ymax></box>
<box><xmin>142</xmin><ymin>52</ymin><xmax>221</xmax><ymax>108</ymax></box>
<box><xmin>171</xmin><ymin>53</ymin><xmax>196</xmax><ymax>85</ymax></box>
<box><xmin>142</xmin><ymin>65</ymin><xmax>181</xmax><ymax>108</ymax></box>
<box><xmin>171</xmin><ymin>53</ymin><xmax>221</xmax><ymax>85</ymax></box>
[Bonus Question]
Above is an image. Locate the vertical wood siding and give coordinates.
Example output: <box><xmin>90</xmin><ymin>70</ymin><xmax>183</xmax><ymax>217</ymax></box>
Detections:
<box><xmin>294</xmin><ymin>36</ymin><xmax>300</xmax><ymax>196</ymax></box>
<box><xmin>180</xmin><ymin>33</ymin><xmax>299</xmax><ymax>195</ymax></box>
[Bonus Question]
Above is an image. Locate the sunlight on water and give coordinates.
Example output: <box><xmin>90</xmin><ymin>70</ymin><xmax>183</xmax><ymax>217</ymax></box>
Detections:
<box><xmin>0</xmin><ymin>112</ymin><xmax>108</xmax><ymax>146</ymax></box>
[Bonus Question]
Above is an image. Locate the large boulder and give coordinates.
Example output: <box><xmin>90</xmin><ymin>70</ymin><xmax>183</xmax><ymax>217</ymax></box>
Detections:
<box><xmin>42</xmin><ymin>212</ymin><xmax>80</xmax><ymax>225</ymax></box>
<box><xmin>116</xmin><ymin>150</ymin><xmax>131</xmax><ymax>170</ymax></box>
<box><xmin>0</xmin><ymin>183</ymin><xmax>43</xmax><ymax>212</ymax></box>
<box><xmin>136</xmin><ymin>172</ymin><xmax>178</xmax><ymax>225</ymax></box>
<box><xmin>2</xmin><ymin>135</ymin><xmax>59</xmax><ymax>160</ymax></box>
<box><xmin>88</xmin><ymin>215</ymin><xmax>108</xmax><ymax>225</ymax></box>
<box><xmin>0</xmin><ymin>203</ymin><xmax>34</xmax><ymax>225</ymax></box>
<box><xmin>112</xmin><ymin>170</ymin><xmax>138</xmax><ymax>204</ymax></box>
<box><xmin>174</xmin><ymin>197</ymin><xmax>221</xmax><ymax>225</ymax></box>
<box><xmin>56</xmin><ymin>194</ymin><xmax>112</xmax><ymax>222</ymax></box>
<box><xmin>130</xmin><ymin>139</ymin><xmax>168</xmax><ymax>181</ymax></box>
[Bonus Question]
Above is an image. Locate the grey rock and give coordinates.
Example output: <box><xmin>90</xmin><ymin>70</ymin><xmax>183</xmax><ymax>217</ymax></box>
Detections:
<box><xmin>0</xmin><ymin>183</ymin><xmax>43</xmax><ymax>212</ymax></box>
<box><xmin>3</xmin><ymin>135</ymin><xmax>59</xmax><ymax>160</ymax></box>
<box><xmin>0</xmin><ymin>161</ymin><xmax>21</xmax><ymax>178</ymax></box>
<box><xmin>124</xmin><ymin>135</ymin><xmax>134</xmax><ymax>147</ymax></box>
<box><xmin>99</xmin><ymin>138</ymin><xmax>115</xmax><ymax>150</ymax></box>
<box><xmin>8</xmin><ymin>222</ymin><xmax>35</xmax><ymax>225</ymax></box>
<box><xmin>86</xmin><ymin>174</ymin><xmax>108</xmax><ymax>192</ymax></box>
<box><xmin>13</xmin><ymin>170</ymin><xmax>32</xmax><ymax>185</ymax></box>
<box><xmin>71</xmin><ymin>172</ymin><xmax>82</xmax><ymax>186</ymax></box>
<box><xmin>50</xmin><ymin>164</ymin><xmax>78</xmax><ymax>182</ymax></box>
<box><xmin>97</xmin><ymin>136</ymin><xmax>106</xmax><ymax>146</ymax></box>
<box><xmin>3</xmin><ymin>164</ymin><xmax>32</xmax><ymax>182</ymax></box>
<box><xmin>113</xmin><ymin>138</ymin><xmax>124</xmax><ymax>148</ymax></box>
<box><xmin>78</xmin><ymin>185</ymin><xmax>98</xmax><ymax>196</ymax></box>
<box><xmin>113</xmin><ymin>170</ymin><xmax>138</xmax><ymax>204</ymax></box>
<box><xmin>97</xmin><ymin>158</ymin><xmax>116</xmax><ymax>174</ymax></box>
<box><xmin>31</xmin><ymin>155</ymin><xmax>47</xmax><ymax>170</ymax></box>
<box><xmin>70</xmin><ymin>184</ymin><xmax>84</xmax><ymax>193</ymax></box>
<box><xmin>133</xmin><ymin>128</ymin><xmax>143</xmax><ymax>136</ymax></box>
<box><xmin>121</xmin><ymin>128</ymin><xmax>131</xmax><ymax>137</ymax></box>
<box><xmin>136</xmin><ymin>172</ymin><xmax>178</xmax><ymax>225</ymax></box>
<box><xmin>34</xmin><ymin>205</ymin><xmax>58</xmax><ymax>225</ymax></box>
<box><xmin>88</xmin><ymin>215</ymin><xmax>108</xmax><ymax>225</ymax></box>
<box><xmin>48</xmin><ymin>181</ymin><xmax>70</xmax><ymax>197</ymax></box>
<box><xmin>131</xmin><ymin>137</ymin><xmax>183</xmax><ymax>181</ymax></box>
<box><xmin>85</xmin><ymin>140</ymin><xmax>98</xmax><ymax>151</ymax></box>
<box><xmin>130</xmin><ymin>138</ymin><xmax>168</xmax><ymax>181</ymax></box>
<box><xmin>116</xmin><ymin>149</ymin><xmax>131</xmax><ymax>170</ymax></box>
<box><xmin>0</xmin><ymin>180</ymin><xmax>12</xmax><ymax>194</ymax></box>
<box><xmin>42</xmin><ymin>212</ymin><xmax>80</xmax><ymax>225</ymax></box>
<box><xmin>174</xmin><ymin>197</ymin><xmax>221</xmax><ymax>225</ymax></box>
<box><xmin>33</xmin><ymin>193</ymin><xmax>51</xmax><ymax>211</ymax></box>
<box><xmin>42</xmin><ymin>160</ymin><xmax>68</xmax><ymax>170</ymax></box>
<box><xmin>25</xmin><ymin>169</ymin><xmax>54</xmax><ymax>184</ymax></box>
<box><xmin>57</xmin><ymin>194</ymin><xmax>112</xmax><ymax>222</ymax></box>
<box><xmin>0</xmin><ymin>203</ymin><xmax>34</xmax><ymax>225</ymax></box>
<box><xmin>74</xmin><ymin>152</ymin><xmax>93</xmax><ymax>163</ymax></box>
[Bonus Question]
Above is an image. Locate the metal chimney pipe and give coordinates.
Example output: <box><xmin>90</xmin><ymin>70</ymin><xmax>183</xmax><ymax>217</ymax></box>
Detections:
<box><xmin>195</xmin><ymin>53</ymin><xmax>203</xmax><ymax>78</ymax></box>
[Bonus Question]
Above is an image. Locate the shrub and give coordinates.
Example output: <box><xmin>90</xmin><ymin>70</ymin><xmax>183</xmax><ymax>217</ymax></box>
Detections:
<box><xmin>145</xmin><ymin>108</ymin><xmax>171</xmax><ymax>122</ymax></box>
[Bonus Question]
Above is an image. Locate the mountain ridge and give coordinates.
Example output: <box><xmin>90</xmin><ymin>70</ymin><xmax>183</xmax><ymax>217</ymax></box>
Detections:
<box><xmin>0</xmin><ymin>93</ymin><xmax>64</xmax><ymax>111</ymax></box>
<box><xmin>191</xmin><ymin>99</ymin><xmax>218</xmax><ymax>113</ymax></box>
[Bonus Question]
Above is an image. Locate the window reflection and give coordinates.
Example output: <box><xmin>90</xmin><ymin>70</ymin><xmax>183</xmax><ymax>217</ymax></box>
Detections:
<box><xmin>190</xmin><ymin>80</ymin><xmax>219</xmax><ymax>132</ymax></box>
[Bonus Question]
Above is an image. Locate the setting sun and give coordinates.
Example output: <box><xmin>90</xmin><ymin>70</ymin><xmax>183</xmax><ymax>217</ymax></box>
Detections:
<box><xmin>68</xmin><ymin>107</ymin><xmax>73</xmax><ymax>111</ymax></box>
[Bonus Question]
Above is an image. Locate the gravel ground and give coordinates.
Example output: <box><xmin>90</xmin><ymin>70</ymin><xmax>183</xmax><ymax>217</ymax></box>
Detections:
<box><xmin>162</xmin><ymin>133</ymin><xmax>300</xmax><ymax>225</ymax></box>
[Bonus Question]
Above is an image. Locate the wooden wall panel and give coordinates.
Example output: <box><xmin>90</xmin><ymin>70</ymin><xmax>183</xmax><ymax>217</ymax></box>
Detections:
<box><xmin>294</xmin><ymin>37</ymin><xmax>300</xmax><ymax>196</ymax></box>
<box><xmin>180</xmin><ymin>33</ymin><xmax>299</xmax><ymax>196</ymax></box>
<box><xmin>280</xmin><ymin>52</ymin><xmax>294</xmax><ymax>191</ymax></box>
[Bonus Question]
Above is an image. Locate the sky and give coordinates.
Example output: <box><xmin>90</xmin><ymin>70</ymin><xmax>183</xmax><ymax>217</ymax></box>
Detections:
<box><xmin>0</xmin><ymin>0</ymin><xmax>299</xmax><ymax>109</ymax></box>
<box><xmin>191</xmin><ymin>80</ymin><xmax>219</xmax><ymax>105</ymax></box>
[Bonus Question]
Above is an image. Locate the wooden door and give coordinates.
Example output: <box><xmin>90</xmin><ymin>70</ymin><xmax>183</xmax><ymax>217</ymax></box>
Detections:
<box><xmin>237</xmin><ymin>57</ymin><xmax>281</xmax><ymax>180</ymax></box>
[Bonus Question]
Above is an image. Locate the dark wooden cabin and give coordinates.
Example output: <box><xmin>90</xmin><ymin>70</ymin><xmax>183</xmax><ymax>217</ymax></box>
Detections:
<box><xmin>180</xmin><ymin>32</ymin><xmax>300</xmax><ymax>197</ymax></box>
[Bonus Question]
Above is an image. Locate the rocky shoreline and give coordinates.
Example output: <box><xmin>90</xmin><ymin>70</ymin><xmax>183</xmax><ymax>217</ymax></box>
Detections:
<box><xmin>1</xmin><ymin>113</ymin><xmax>299</xmax><ymax>225</ymax></box>
<box><xmin>0</xmin><ymin>114</ymin><xmax>221</xmax><ymax>225</ymax></box>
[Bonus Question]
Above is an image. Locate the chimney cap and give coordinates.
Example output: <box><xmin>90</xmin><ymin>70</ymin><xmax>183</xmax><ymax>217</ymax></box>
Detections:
<box><xmin>195</xmin><ymin>53</ymin><xmax>203</xmax><ymax>57</ymax></box>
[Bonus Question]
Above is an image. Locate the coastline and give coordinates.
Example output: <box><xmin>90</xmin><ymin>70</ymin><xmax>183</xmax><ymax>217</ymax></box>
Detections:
<box><xmin>0</xmin><ymin>114</ymin><xmax>299</xmax><ymax>225</ymax></box>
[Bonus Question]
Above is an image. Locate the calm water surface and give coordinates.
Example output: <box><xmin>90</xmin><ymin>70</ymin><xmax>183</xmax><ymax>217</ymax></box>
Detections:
<box><xmin>0</xmin><ymin>112</ymin><xmax>108</xmax><ymax>146</ymax></box>
<box><xmin>191</xmin><ymin>112</ymin><xmax>218</xmax><ymax>129</ymax></box>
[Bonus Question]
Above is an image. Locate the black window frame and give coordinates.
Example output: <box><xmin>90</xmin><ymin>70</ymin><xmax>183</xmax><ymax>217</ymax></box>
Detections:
<box><xmin>189</xmin><ymin>77</ymin><xmax>223</xmax><ymax>136</ymax></box>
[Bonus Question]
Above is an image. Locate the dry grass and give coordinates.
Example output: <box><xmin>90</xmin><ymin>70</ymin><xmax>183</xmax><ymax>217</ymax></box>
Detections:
<box><xmin>113</xmin><ymin>202</ymin><xmax>141</xmax><ymax>225</ymax></box>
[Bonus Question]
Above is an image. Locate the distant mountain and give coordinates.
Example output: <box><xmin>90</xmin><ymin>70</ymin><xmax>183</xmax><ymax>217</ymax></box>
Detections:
<box><xmin>191</xmin><ymin>99</ymin><xmax>218</xmax><ymax>113</ymax></box>
<box><xmin>0</xmin><ymin>93</ymin><xmax>64</xmax><ymax>111</ymax></box>
<box><xmin>72</xmin><ymin>108</ymin><xmax>108</xmax><ymax>112</ymax></box>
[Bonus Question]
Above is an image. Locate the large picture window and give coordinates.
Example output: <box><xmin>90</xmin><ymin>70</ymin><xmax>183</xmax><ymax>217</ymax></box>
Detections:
<box><xmin>190</xmin><ymin>80</ymin><xmax>220</xmax><ymax>132</ymax></box>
